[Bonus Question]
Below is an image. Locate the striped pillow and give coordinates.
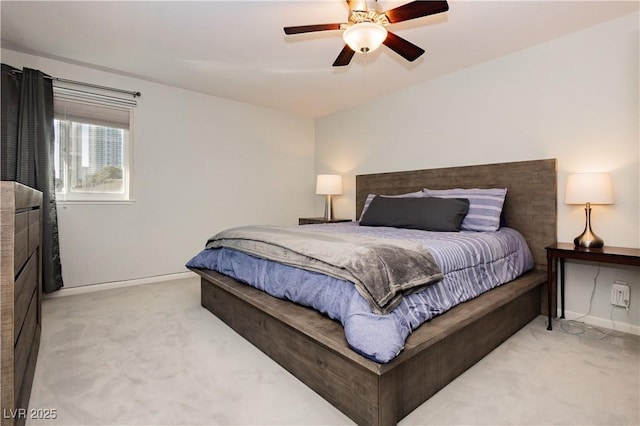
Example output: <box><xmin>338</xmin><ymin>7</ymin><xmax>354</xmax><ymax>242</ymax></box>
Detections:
<box><xmin>422</xmin><ymin>188</ymin><xmax>507</xmax><ymax>232</ymax></box>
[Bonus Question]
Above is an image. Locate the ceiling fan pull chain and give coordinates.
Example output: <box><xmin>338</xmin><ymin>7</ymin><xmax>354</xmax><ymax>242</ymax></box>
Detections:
<box><xmin>362</xmin><ymin>53</ymin><xmax>368</xmax><ymax>91</ymax></box>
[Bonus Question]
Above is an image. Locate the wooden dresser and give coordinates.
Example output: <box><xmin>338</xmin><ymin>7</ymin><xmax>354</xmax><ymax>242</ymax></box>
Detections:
<box><xmin>1</xmin><ymin>182</ymin><xmax>43</xmax><ymax>426</ymax></box>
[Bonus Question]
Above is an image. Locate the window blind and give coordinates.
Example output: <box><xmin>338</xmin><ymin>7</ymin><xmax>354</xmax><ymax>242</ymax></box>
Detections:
<box><xmin>53</xmin><ymin>87</ymin><xmax>134</xmax><ymax>129</ymax></box>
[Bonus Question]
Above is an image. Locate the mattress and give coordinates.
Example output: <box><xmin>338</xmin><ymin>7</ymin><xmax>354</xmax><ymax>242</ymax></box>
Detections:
<box><xmin>187</xmin><ymin>222</ymin><xmax>534</xmax><ymax>363</ymax></box>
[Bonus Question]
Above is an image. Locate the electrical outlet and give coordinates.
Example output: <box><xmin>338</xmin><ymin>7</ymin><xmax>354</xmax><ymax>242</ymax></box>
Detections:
<box><xmin>611</xmin><ymin>282</ymin><xmax>630</xmax><ymax>308</ymax></box>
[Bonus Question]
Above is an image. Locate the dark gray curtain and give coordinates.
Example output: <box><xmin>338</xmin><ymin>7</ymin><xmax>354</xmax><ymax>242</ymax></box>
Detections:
<box><xmin>1</xmin><ymin>64</ymin><xmax>63</xmax><ymax>293</ymax></box>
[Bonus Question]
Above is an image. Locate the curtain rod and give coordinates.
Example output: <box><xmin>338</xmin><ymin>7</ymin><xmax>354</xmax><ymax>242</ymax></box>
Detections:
<box><xmin>10</xmin><ymin>69</ymin><xmax>141</xmax><ymax>98</ymax></box>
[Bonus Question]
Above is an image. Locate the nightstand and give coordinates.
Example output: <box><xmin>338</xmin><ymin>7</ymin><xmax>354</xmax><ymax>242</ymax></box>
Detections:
<box><xmin>298</xmin><ymin>217</ymin><xmax>351</xmax><ymax>225</ymax></box>
<box><xmin>545</xmin><ymin>243</ymin><xmax>640</xmax><ymax>330</ymax></box>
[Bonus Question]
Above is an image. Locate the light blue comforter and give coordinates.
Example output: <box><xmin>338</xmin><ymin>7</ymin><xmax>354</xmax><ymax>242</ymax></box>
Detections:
<box><xmin>204</xmin><ymin>225</ymin><xmax>443</xmax><ymax>314</ymax></box>
<box><xmin>186</xmin><ymin>222</ymin><xmax>534</xmax><ymax>363</ymax></box>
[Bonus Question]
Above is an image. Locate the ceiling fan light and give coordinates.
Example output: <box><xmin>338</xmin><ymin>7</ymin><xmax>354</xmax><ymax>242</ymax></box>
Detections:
<box><xmin>343</xmin><ymin>22</ymin><xmax>388</xmax><ymax>54</ymax></box>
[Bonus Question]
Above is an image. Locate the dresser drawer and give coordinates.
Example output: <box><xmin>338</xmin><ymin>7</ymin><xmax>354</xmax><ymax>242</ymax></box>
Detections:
<box><xmin>14</xmin><ymin>211</ymin><xmax>29</xmax><ymax>273</ymax></box>
<box><xmin>14</xmin><ymin>254</ymin><xmax>38</xmax><ymax>344</ymax></box>
<box><xmin>14</xmin><ymin>290</ymin><xmax>38</xmax><ymax>400</ymax></box>
<box><xmin>28</xmin><ymin>209</ymin><xmax>40</xmax><ymax>257</ymax></box>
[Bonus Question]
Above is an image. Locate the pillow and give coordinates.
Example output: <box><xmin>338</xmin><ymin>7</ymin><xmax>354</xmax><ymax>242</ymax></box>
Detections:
<box><xmin>359</xmin><ymin>191</ymin><xmax>423</xmax><ymax>220</ymax></box>
<box><xmin>359</xmin><ymin>196</ymin><xmax>470</xmax><ymax>232</ymax></box>
<box><xmin>422</xmin><ymin>188</ymin><xmax>507</xmax><ymax>232</ymax></box>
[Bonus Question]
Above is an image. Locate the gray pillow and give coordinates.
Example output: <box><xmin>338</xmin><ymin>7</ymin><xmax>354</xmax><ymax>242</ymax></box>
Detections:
<box><xmin>359</xmin><ymin>196</ymin><xmax>470</xmax><ymax>232</ymax></box>
<box><xmin>359</xmin><ymin>191</ymin><xmax>424</xmax><ymax>221</ymax></box>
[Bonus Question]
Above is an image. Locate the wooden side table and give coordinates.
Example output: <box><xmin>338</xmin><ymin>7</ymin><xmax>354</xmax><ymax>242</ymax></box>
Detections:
<box><xmin>545</xmin><ymin>242</ymin><xmax>640</xmax><ymax>330</ymax></box>
<box><xmin>298</xmin><ymin>217</ymin><xmax>351</xmax><ymax>225</ymax></box>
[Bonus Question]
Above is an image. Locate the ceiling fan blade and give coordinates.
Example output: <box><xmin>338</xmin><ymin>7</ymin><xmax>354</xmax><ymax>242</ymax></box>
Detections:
<box><xmin>284</xmin><ymin>23</ymin><xmax>342</xmax><ymax>35</ymax></box>
<box><xmin>383</xmin><ymin>31</ymin><xmax>425</xmax><ymax>62</ymax></box>
<box><xmin>332</xmin><ymin>45</ymin><xmax>356</xmax><ymax>67</ymax></box>
<box><xmin>384</xmin><ymin>1</ymin><xmax>449</xmax><ymax>23</ymax></box>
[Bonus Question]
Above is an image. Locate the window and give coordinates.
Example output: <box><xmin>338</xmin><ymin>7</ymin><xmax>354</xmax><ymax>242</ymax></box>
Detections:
<box><xmin>53</xmin><ymin>88</ymin><xmax>134</xmax><ymax>202</ymax></box>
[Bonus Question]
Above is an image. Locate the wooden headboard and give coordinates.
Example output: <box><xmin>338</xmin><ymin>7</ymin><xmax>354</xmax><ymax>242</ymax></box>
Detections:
<box><xmin>356</xmin><ymin>159</ymin><xmax>557</xmax><ymax>270</ymax></box>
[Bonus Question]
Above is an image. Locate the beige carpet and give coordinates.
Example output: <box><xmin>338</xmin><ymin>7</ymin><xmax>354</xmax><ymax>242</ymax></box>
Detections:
<box><xmin>27</xmin><ymin>276</ymin><xmax>640</xmax><ymax>425</ymax></box>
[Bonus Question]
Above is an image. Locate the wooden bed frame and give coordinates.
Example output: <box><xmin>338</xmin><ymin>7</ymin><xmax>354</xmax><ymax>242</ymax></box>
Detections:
<box><xmin>190</xmin><ymin>159</ymin><xmax>557</xmax><ymax>425</ymax></box>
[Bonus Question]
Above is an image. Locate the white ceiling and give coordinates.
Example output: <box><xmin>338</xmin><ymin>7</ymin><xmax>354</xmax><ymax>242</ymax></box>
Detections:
<box><xmin>1</xmin><ymin>1</ymin><xmax>638</xmax><ymax>118</ymax></box>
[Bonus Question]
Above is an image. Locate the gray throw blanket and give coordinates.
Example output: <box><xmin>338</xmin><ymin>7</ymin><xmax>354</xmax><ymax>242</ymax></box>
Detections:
<box><xmin>205</xmin><ymin>225</ymin><xmax>443</xmax><ymax>314</ymax></box>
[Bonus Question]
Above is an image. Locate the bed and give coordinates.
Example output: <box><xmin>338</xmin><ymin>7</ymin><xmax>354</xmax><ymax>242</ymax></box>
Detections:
<box><xmin>188</xmin><ymin>158</ymin><xmax>557</xmax><ymax>425</ymax></box>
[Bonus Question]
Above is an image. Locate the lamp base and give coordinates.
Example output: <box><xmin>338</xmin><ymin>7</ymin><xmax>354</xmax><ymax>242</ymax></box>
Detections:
<box><xmin>573</xmin><ymin>231</ymin><xmax>604</xmax><ymax>248</ymax></box>
<box><xmin>323</xmin><ymin>194</ymin><xmax>334</xmax><ymax>221</ymax></box>
<box><xmin>574</xmin><ymin>205</ymin><xmax>604</xmax><ymax>248</ymax></box>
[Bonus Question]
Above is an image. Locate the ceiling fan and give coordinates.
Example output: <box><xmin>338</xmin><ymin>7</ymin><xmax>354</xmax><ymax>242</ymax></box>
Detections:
<box><xmin>283</xmin><ymin>0</ymin><xmax>449</xmax><ymax>67</ymax></box>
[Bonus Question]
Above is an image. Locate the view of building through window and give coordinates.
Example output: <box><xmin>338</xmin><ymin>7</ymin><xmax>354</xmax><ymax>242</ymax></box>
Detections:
<box><xmin>54</xmin><ymin>120</ymin><xmax>125</xmax><ymax>194</ymax></box>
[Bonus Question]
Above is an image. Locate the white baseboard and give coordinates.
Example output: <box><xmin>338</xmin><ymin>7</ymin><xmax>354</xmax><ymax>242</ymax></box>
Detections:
<box><xmin>559</xmin><ymin>309</ymin><xmax>640</xmax><ymax>336</ymax></box>
<box><xmin>44</xmin><ymin>271</ymin><xmax>199</xmax><ymax>299</ymax></box>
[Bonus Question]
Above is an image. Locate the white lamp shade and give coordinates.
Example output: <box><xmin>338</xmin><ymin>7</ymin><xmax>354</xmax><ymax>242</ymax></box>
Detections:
<box><xmin>343</xmin><ymin>22</ymin><xmax>388</xmax><ymax>53</ymax></box>
<box><xmin>565</xmin><ymin>173</ymin><xmax>614</xmax><ymax>205</ymax></box>
<box><xmin>316</xmin><ymin>174</ymin><xmax>343</xmax><ymax>195</ymax></box>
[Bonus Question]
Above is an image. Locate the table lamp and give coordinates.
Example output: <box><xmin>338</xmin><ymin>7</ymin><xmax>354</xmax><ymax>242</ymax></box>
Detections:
<box><xmin>565</xmin><ymin>172</ymin><xmax>614</xmax><ymax>248</ymax></box>
<box><xmin>316</xmin><ymin>174</ymin><xmax>342</xmax><ymax>221</ymax></box>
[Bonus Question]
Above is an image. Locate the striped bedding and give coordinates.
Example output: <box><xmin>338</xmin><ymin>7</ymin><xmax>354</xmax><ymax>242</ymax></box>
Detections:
<box><xmin>186</xmin><ymin>222</ymin><xmax>534</xmax><ymax>363</ymax></box>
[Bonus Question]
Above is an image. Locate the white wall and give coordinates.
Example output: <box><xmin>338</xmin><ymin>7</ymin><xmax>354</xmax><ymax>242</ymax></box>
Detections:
<box><xmin>315</xmin><ymin>13</ymin><xmax>640</xmax><ymax>333</ymax></box>
<box><xmin>2</xmin><ymin>49</ymin><xmax>316</xmax><ymax>288</ymax></box>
